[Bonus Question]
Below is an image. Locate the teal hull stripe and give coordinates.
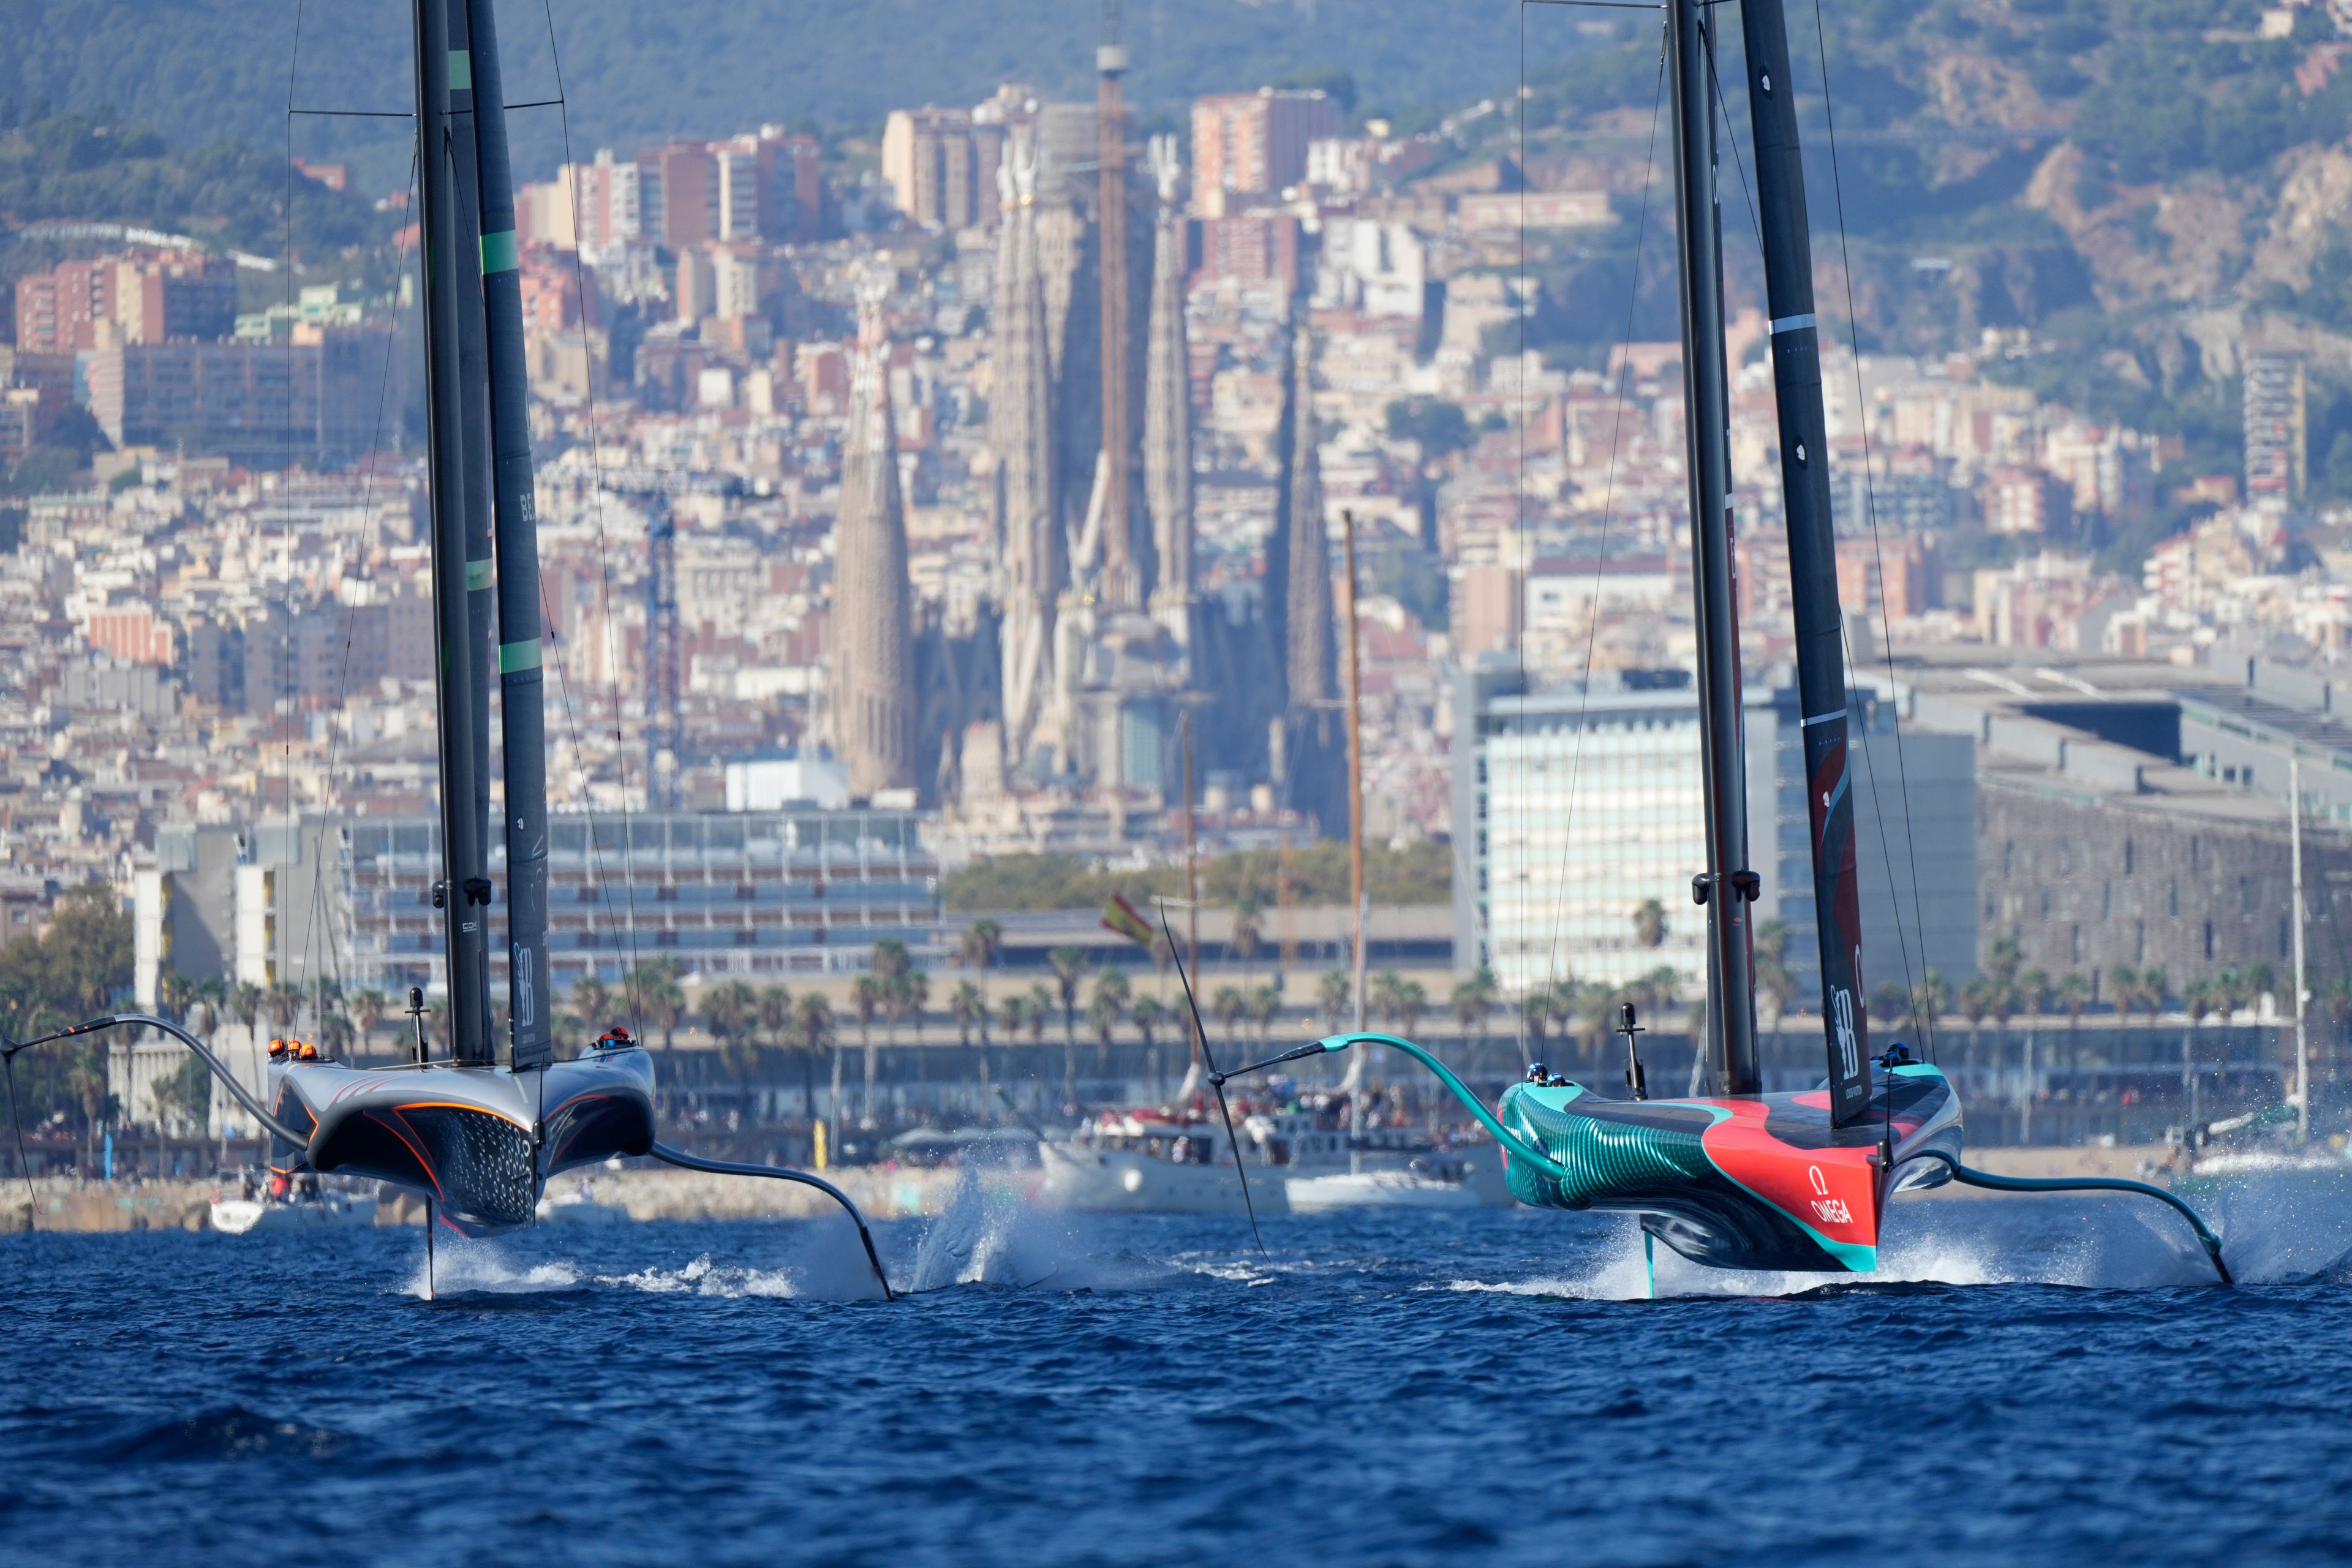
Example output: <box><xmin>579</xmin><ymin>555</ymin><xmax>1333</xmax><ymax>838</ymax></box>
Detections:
<box><xmin>448</xmin><ymin>50</ymin><xmax>471</xmax><ymax>89</ymax></box>
<box><xmin>499</xmin><ymin>638</ymin><xmax>541</xmax><ymax>673</ymax></box>
<box><xmin>481</xmin><ymin>230</ymin><xmax>518</xmax><ymax>274</ymax></box>
<box><xmin>466</xmin><ymin>558</ymin><xmax>492</xmax><ymax>591</ymax></box>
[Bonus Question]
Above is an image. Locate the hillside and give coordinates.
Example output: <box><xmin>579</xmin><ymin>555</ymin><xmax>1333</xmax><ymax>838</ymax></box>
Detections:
<box><xmin>1493</xmin><ymin>0</ymin><xmax>2352</xmax><ymax>510</ymax></box>
<box><xmin>0</xmin><ymin>0</ymin><xmax>1551</xmax><ymax>194</ymax></box>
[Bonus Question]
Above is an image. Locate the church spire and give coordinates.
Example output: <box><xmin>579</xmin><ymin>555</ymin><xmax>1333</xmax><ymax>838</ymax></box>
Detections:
<box><xmin>829</xmin><ymin>279</ymin><xmax>916</xmax><ymax>797</ymax></box>
<box><xmin>1144</xmin><ymin>134</ymin><xmax>1194</xmax><ymax>646</ymax></box>
<box><xmin>995</xmin><ymin>129</ymin><xmax>1060</xmax><ymax>773</ymax></box>
<box><xmin>1283</xmin><ymin>324</ymin><xmax>1334</xmax><ymax>710</ymax></box>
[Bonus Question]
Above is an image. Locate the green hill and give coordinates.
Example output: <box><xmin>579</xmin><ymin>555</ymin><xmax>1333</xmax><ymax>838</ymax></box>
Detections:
<box><xmin>0</xmin><ymin>0</ymin><xmax>1562</xmax><ymax>193</ymax></box>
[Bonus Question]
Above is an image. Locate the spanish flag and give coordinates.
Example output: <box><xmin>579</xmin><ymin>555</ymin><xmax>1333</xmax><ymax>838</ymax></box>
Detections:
<box><xmin>1101</xmin><ymin>892</ymin><xmax>1155</xmax><ymax>947</ymax></box>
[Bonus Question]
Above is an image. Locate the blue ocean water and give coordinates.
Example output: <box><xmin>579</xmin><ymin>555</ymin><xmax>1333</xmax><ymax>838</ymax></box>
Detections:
<box><xmin>6</xmin><ymin>1175</ymin><xmax>2352</xmax><ymax>1567</ymax></box>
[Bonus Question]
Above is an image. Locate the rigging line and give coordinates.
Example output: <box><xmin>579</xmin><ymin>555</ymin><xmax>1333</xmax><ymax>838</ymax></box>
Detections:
<box><xmin>288</xmin><ymin>109</ymin><xmax>414</xmax><ymax>119</ymax></box>
<box><xmin>294</xmin><ymin>147</ymin><xmax>420</xmax><ymax>1028</ymax></box>
<box><xmin>1536</xmin><ymin>43</ymin><xmax>1667</xmax><ymax>1060</ymax></box>
<box><xmin>1514</xmin><ymin>0</ymin><xmax>1528</xmax><ymax>1068</ymax></box>
<box><xmin>1807</xmin><ymin>0</ymin><xmax>1938</xmax><ymax>1059</ymax></box>
<box><xmin>539</xmin><ymin>0</ymin><xmax>645</xmax><ymax>1041</ymax></box>
<box><xmin>1705</xmin><ymin>23</ymin><xmax>1931</xmax><ymax>1053</ymax></box>
<box><xmin>280</xmin><ymin>0</ymin><xmax>304</xmax><ymax>892</ymax></box>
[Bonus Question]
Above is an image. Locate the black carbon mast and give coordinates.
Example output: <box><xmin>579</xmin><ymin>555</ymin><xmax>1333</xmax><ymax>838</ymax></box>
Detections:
<box><xmin>413</xmin><ymin>0</ymin><xmax>495</xmax><ymax>1063</ymax></box>
<box><xmin>464</xmin><ymin>0</ymin><xmax>555</xmax><ymax>1071</ymax></box>
<box><xmin>1740</xmin><ymin>0</ymin><xmax>1872</xmax><ymax>1125</ymax></box>
<box><xmin>1665</xmin><ymin>0</ymin><xmax>1761</xmax><ymax>1095</ymax></box>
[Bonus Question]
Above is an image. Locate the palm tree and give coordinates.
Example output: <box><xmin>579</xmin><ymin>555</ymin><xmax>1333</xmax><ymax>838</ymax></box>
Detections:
<box><xmin>349</xmin><ymin>987</ymin><xmax>388</xmax><ymax>1052</ymax></box>
<box><xmin>264</xmin><ymin>981</ymin><xmax>300</xmax><ymax>1037</ymax></box>
<box><xmin>1211</xmin><ymin>984</ymin><xmax>1247</xmax><ymax>1041</ymax></box>
<box><xmin>758</xmin><ymin>984</ymin><xmax>793</xmax><ymax>1057</ymax></box>
<box><xmin>1131</xmin><ymin>993</ymin><xmax>1164</xmax><ymax>1053</ymax></box>
<box><xmin>1523</xmin><ymin>982</ymin><xmax>1554</xmax><ymax>1058</ymax></box>
<box><xmin>891</xmin><ymin>967</ymin><xmax>930</xmax><ymax>1044</ymax></box>
<box><xmin>851</xmin><ymin>974</ymin><xmax>882</xmax><ymax>1049</ymax></box>
<box><xmin>1231</xmin><ymin>899</ymin><xmax>1265</xmax><ymax>982</ymax></box>
<box><xmin>159</xmin><ymin>970</ymin><xmax>194</xmax><ymax>1027</ymax></box>
<box><xmin>1451</xmin><ymin>967</ymin><xmax>1499</xmax><ymax>1052</ymax></box>
<box><xmin>998</xmin><ymin>993</ymin><xmax>1027</xmax><ymax>1052</ymax></box>
<box><xmin>1958</xmin><ymin>976</ymin><xmax>1993</xmax><ymax>1072</ymax></box>
<box><xmin>568</xmin><ymin>974</ymin><xmax>612</xmax><ymax>1040</ymax></box>
<box><xmin>1047</xmin><ymin>946</ymin><xmax>1090</xmax><ymax>1046</ymax></box>
<box><xmin>957</xmin><ymin>918</ymin><xmax>1003</xmax><ymax>972</ymax></box>
<box><xmin>2055</xmin><ymin>971</ymin><xmax>2090</xmax><ymax>1085</ymax></box>
<box><xmin>1317</xmin><ymin>968</ymin><xmax>1351</xmax><ymax>1030</ymax></box>
<box><xmin>949</xmin><ymin>980</ymin><xmax>984</xmax><ymax>1047</ymax></box>
<box><xmin>2107</xmin><ymin>963</ymin><xmax>2141</xmax><ymax>1031</ymax></box>
<box><xmin>1246</xmin><ymin>983</ymin><xmax>1281</xmax><ymax>1046</ymax></box>
<box><xmin>317</xmin><ymin>1008</ymin><xmax>355</xmax><ymax>1060</ymax></box>
<box><xmin>789</xmin><ymin>992</ymin><xmax>834</xmax><ymax>1120</ymax></box>
<box><xmin>1753</xmin><ymin>919</ymin><xmax>1795</xmax><ymax>1049</ymax></box>
<box><xmin>705</xmin><ymin>979</ymin><xmax>760</xmax><ymax>1107</ymax></box>
<box><xmin>1090</xmin><ymin>970</ymin><xmax>1131</xmax><ymax>1066</ymax></box>
<box><xmin>1026</xmin><ymin>983</ymin><xmax>1054</xmax><ymax>1048</ymax></box>
<box><xmin>229</xmin><ymin>980</ymin><xmax>263</xmax><ymax>1041</ymax></box>
<box><xmin>628</xmin><ymin>959</ymin><xmax>687</xmax><ymax>1049</ymax></box>
<box><xmin>1872</xmin><ymin>980</ymin><xmax>1912</xmax><ymax>1032</ymax></box>
<box><xmin>1371</xmin><ymin>968</ymin><xmax>1408</xmax><ymax>1030</ymax></box>
<box><xmin>1395</xmin><ymin>978</ymin><xmax>1428</xmax><ymax>1036</ymax></box>
<box><xmin>1632</xmin><ymin>897</ymin><xmax>1667</xmax><ymax>950</ymax></box>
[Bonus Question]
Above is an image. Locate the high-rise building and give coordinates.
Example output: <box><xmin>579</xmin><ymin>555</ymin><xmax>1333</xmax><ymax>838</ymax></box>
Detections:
<box><xmin>86</xmin><ymin>328</ymin><xmax>398</xmax><ymax>464</ymax></box>
<box><xmin>1190</xmin><ymin>88</ymin><xmax>1343</xmax><ymax>216</ymax></box>
<box><xmin>13</xmin><ymin>252</ymin><xmax>233</xmax><ymax>352</ymax></box>
<box><xmin>563</xmin><ymin>149</ymin><xmax>643</xmax><ymax>251</ymax></box>
<box><xmin>714</xmin><ymin>136</ymin><xmax>763</xmax><ymax>241</ymax></box>
<box><xmin>1143</xmin><ymin>135</ymin><xmax>1195</xmax><ymax>646</ymax></box>
<box><xmin>2245</xmin><ymin>349</ymin><xmax>2307</xmax><ymax>503</ymax></box>
<box><xmin>756</xmin><ymin>127</ymin><xmax>825</xmax><ymax>243</ymax></box>
<box><xmin>881</xmin><ymin>107</ymin><xmax>986</xmax><ymax>232</ymax></box>
<box><xmin>639</xmin><ymin>140</ymin><xmax>719</xmax><ymax>251</ymax></box>
<box><xmin>827</xmin><ymin>290</ymin><xmax>918</xmax><ymax>799</ymax></box>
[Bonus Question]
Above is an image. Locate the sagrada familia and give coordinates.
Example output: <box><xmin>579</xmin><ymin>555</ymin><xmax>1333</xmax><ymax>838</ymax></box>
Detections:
<box><xmin>826</xmin><ymin>77</ymin><xmax>1344</xmax><ymax>844</ymax></box>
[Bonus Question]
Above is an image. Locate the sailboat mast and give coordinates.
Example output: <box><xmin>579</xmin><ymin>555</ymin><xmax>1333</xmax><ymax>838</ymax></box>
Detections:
<box><xmin>464</xmin><ymin>0</ymin><xmax>555</xmax><ymax>1071</ymax></box>
<box><xmin>1739</xmin><ymin>0</ymin><xmax>1871</xmax><ymax>1125</ymax></box>
<box><xmin>413</xmin><ymin>0</ymin><xmax>495</xmax><ymax>1063</ymax></box>
<box><xmin>1666</xmin><ymin>0</ymin><xmax>1761</xmax><ymax>1095</ymax></box>
<box><xmin>447</xmin><ymin>0</ymin><xmax>497</xmax><ymax>919</ymax></box>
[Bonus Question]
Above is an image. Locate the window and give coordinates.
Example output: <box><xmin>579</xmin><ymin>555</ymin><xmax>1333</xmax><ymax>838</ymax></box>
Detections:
<box><xmin>2070</xmin><ymin>925</ymin><xmax>2082</xmax><ymax>962</ymax></box>
<box><xmin>2204</xmin><ymin>920</ymin><xmax>2215</xmax><ymax>961</ymax></box>
<box><xmin>2124</xmin><ymin>838</ymin><xmax>2135</xmax><ymax>875</ymax></box>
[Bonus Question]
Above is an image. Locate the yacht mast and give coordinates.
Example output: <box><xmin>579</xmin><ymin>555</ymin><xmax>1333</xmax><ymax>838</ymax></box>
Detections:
<box><xmin>413</xmin><ymin>0</ymin><xmax>494</xmax><ymax>1062</ymax></box>
<box><xmin>1665</xmin><ymin>0</ymin><xmax>1760</xmax><ymax>1095</ymax></box>
<box><xmin>464</xmin><ymin>0</ymin><xmax>556</xmax><ymax>1070</ymax></box>
<box><xmin>1739</xmin><ymin>0</ymin><xmax>1872</xmax><ymax>1123</ymax></box>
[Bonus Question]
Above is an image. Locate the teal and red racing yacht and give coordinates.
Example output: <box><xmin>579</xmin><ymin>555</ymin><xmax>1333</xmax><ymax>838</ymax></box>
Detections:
<box><xmin>1215</xmin><ymin>0</ymin><xmax>2226</xmax><ymax>1287</ymax></box>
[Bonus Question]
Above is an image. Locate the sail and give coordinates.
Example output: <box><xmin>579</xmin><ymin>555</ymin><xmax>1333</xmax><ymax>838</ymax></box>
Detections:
<box><xmin>1665</xmin><ymin>0</ymin><xmax>1762</xmax><ymax>1096</ymax></box>
<box><xmin>464</xmin><ymin>0</ymin><xmax>555</xmax><ymax>1070</ymax></box>
<box><xmin>412</xmin><ymin>0</ymin><xmax>495</xmax><ymax>1062</ymax></box>
<box><xmin>1740</xmin><ymin>0</ymin><xmax>1872</xmax><ymax>1126</ymax></box>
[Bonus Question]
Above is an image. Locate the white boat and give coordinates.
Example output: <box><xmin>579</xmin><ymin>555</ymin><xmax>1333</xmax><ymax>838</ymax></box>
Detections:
<box><xmin>1037</xmin><ymin>1109</ymin><xmax>1292</xmax><ymax>1216</ymax></box>
<box><xmin>535</xmin><ymin>1178</ymin><xmax>631</xmax><ymax>1224</ymax></box>
<box><xmin>209</xmin><ymin>1192</ymin><xmax>379</xmax><ymax>1234</ymax></box>
<box><xmin>1286</xmin><ymin>1153</ymin><xmax>1511</xmax><ymax>1213</ymax></box>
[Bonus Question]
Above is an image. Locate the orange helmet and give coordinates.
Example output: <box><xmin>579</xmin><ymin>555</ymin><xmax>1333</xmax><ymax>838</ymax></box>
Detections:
<box><xmin>294</xmin><ymin>1040</ymin><xmax>317</xmax><ymax>1061</ymax></box>
<box><xmin>266</xmin><ymin>1038</ymin><xmax>288</xmax><ymax>1058</ymax></box>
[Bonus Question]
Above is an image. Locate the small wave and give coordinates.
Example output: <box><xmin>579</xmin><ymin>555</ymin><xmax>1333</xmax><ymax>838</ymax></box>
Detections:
<box><xmin>597</xmin><ymin>1253</ymin><xmax>799</xmax><ymax>1299</ymax></box>
<box><xmin>401</xmin><ymin>1240</ymin><xmax>582</xmax><ymax>1300</ymax></box>
<box><xmin>96</xmin><ymin>1406</ymin><xmax>352</xmax><ymax>1464</ymax></box>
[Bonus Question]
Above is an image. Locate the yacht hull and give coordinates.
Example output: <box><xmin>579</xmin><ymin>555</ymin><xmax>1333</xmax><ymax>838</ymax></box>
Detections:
<box><xmin>1038</xmin><ymin>1140</ymin><xmax>1291</xmax><ymax>1215</ymax></box>
<box><xmin>268</xmin><ymin>1047</ymin><xmax>655</xmax><ymax>1235</ymax></box>
<box><xmin>1498</xmin><ymin>1063</ymin><xmax>1962</xmax><ymax>1273</ymax></box>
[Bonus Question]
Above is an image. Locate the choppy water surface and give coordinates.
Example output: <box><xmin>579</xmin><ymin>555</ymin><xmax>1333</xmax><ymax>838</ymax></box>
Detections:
<box><xmin>7</xmin><ymin>1174</ymin><xmax>2352</xmax><ymax>1566</ymax></box>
